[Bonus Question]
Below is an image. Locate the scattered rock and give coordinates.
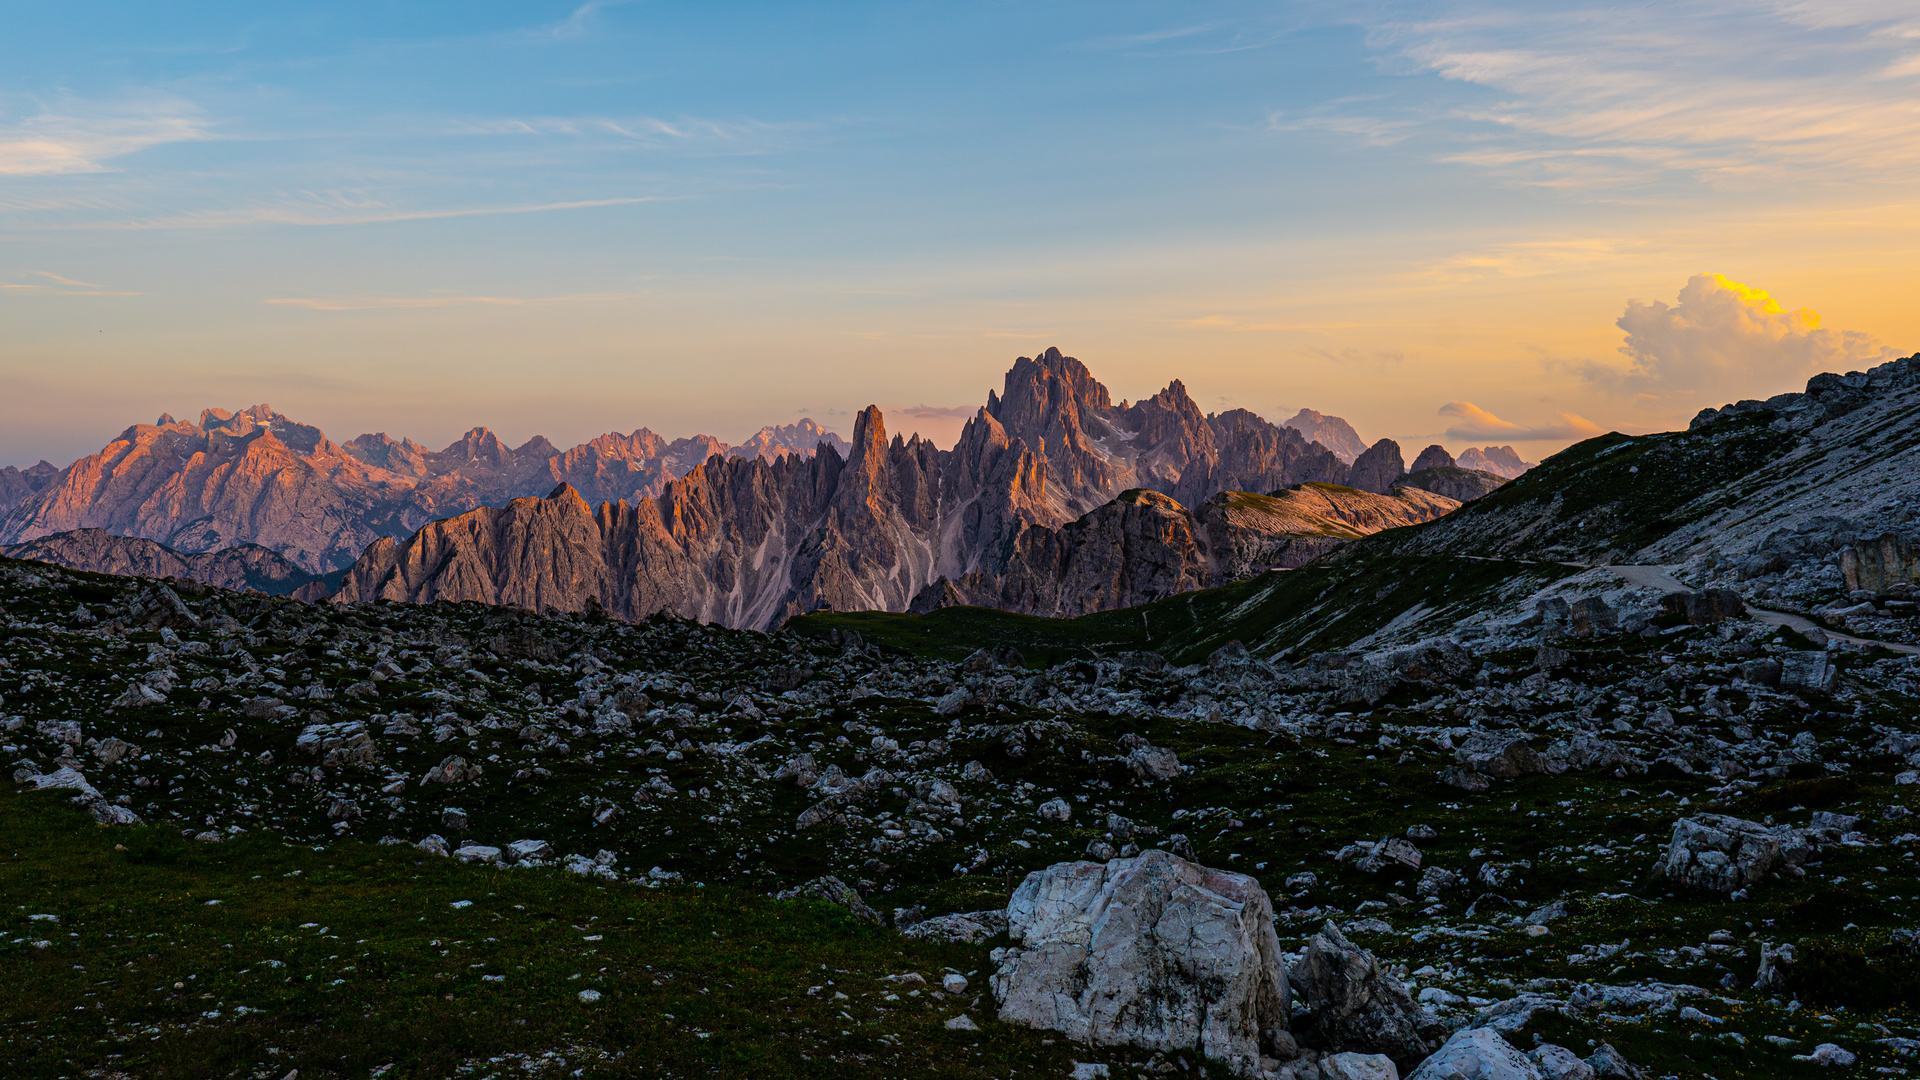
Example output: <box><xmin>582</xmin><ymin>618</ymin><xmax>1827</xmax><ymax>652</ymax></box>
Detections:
<box><xmin>776</xmin><ymin>875</ymin><xmax>883</xmax><ymax>926</ymax></box>
<box><xmin>1652</xmin><ymin>814</ymin><xmax>1816</xmax><ymax>892</ymax></box>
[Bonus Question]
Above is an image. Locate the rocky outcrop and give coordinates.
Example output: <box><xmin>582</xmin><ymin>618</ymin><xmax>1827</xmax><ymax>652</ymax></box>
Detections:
<box><xmin>1291</xmin><ymin>921</ymin><xmax>1438</xmax><ymax>1069</ymax></box>
<box><xmin>1652</xmin><ymin>814</ymin><xmax>1817</xmax><ymax>893</ymax></box>
<box><xmin>1373</xmin><ymin>354</ymin><xmax>1920</xmax><ymax>570</ymax></box>
<box><xmin>1399</xmin><ymin>467</ymin><xmax>1506</xmax><ymax>504</ymax></box>
<box><xmin>992</xmin><ymin>851</ymin><xmax>1290</xmax><ymax>1077</ymax></box>
<box><xmin>1344</xmin><ymin>440</ymin><xmax>1406</xmax><ymax>496</ymax></box>
<box><xmin>1409</xmin><ymin>445</ymin><xmax>1455</xmax><ymax>472</ymax></box>
<box><xmin>1842</xmin><ymin>533</ymin><xmax>1919</xmax><ymax>592</ymax></box>
<box><xmin>1</xmin><ymin>528</ymin><xmax>327</xmax><ymax>595</ymax></box>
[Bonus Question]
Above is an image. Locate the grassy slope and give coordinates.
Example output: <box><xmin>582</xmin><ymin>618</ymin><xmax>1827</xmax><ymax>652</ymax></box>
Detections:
<box><xmin>792</xmin><ymin>555</ymin><xmax>1575</xmax><ymax>666</ymax></box>
<box><xmin>1378</xmin><ymin>414</ymin><xmax>1792</xmax><ymax>561</ymax></box>
<box><xmin>0</xmin><ymin>789</ymin><xmax>1118</xmax><ymax>1080</ymax></box>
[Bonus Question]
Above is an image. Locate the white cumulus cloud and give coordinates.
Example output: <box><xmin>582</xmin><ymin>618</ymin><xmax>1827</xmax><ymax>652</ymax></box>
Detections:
<box><xmin>1592</xmin><ymin>272</ymin><xmax>1894</xmax><ymax>396</ymax></box>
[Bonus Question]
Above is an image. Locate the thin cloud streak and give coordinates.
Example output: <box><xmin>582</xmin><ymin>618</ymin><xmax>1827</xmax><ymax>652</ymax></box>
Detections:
<box><xmin>265</xmin><ymin>291</ymin><xmax>642</xmax><ymax>311</ymax></box>
<box><xmin>47</xmin><ymin>195</ymin><xmax>673</xmax><ymax>232</ymax></box>
<box><xmin>1439</xmin><ymin>400</ymin><xmax>1604</xmax><ymax>442</ymax></box>
<box><xmin>0</xmin><ymin>97</ymin><xmax>214</xmax><ymax>176</ymax></box>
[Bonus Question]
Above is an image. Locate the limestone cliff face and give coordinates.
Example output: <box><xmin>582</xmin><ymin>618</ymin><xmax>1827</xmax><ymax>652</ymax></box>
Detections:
<box><xmin>911</xmin><ymin>483</ymin><xmax>1461</xmax><ymax>617</ymax></box>
<box><xmin>336</xmin><ymin>408</ymin><xmax>949</xmax><ymax>628</ymax></box>
<box><xmin>1</xmin><ymin>528</ymin><xmax>325</xmax><ymax>595</ymax></box>
<box><xmin>331</xmin><ymin>348</ymin><xmax>1461</xmax><ymax>629</ymax></box>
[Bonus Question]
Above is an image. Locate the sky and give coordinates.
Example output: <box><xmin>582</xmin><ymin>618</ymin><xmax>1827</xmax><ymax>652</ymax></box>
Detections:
<box><xmin>3</xmin><ymin>1</ymin><xmax>1918</xmax><ymax>468</ymax></box>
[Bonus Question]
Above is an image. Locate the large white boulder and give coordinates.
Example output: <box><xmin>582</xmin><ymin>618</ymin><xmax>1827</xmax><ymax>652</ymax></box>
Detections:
<box><xmin>1406</xmin><ymin>1028</ymin><xmax>1543</xmax><ymax>1080</ymax></box>
<box><xmin>992</xmin><ymin>850</ymin><xmax>1289</xmax><ymax>1077</ymax></box>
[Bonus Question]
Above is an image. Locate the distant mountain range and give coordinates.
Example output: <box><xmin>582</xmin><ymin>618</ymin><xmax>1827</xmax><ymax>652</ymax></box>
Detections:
<box><xmin>328</xmin><ymin>349</ymin><xmax>1506</xmax><ymax>628</ymax></box>
<box><xmin>0</xmin><ymin>408</ymin><xmax>851</xmax><ymax>574</ymax></box>
<box><xmin>0</xmin><ymin>348</ymin><xmax>1533</xmax><ymax>622</ymax></box>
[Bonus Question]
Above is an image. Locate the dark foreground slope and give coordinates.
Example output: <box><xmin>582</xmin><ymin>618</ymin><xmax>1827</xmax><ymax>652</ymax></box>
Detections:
<box><xmin>7</xmin><ymin>556</ymin><xmax>1920</xmax><ymax>1078</ymax></box>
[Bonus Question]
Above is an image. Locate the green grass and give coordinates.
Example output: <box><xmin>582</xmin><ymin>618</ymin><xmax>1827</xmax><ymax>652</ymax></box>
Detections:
<box><xmin>0</xmin><ymin>790</ymin><xmax>1167</xmax><ymax>1080</ymax></box>
<box><xmin>792</xmin><ymin>554</ymin><xmax>1577</xmax><ymax>666</ymax></box>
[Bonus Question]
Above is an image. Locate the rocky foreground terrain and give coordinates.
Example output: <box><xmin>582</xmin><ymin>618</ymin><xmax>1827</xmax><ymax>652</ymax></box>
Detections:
<box><xmin>5</xmin><ymin>490</ymin><xmax>1920</xmax><ymax>1077</ymax></box>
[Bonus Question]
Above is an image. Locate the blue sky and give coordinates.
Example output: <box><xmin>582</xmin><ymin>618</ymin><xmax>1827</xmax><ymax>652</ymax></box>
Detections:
<box><xmin>4</xmin><ymin>1</ymin><xmax>1917</xmax><ymax>464</ymax></box>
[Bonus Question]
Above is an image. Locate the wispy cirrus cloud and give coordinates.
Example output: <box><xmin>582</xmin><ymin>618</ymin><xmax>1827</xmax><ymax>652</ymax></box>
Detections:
<box><xmin>1321</xmin><ymin>1</ymin><xmax>1920</xmax><ymax>188</ymax></box>
<box><xmin>450</xmin><ymin>113</ymin><xmax>832</xmax><ymax>157</ymax></box>
<box><xmin>58</xmin><ymin>194</ymin><xmax>671</xmax><ymax>232</ymax></box>
<box><xmin>891</xmin><ymin>404</ymin><xmax>978</xmax><ymax>421</ymax></box>
<box><xmin>1439</xmin><ymin>400</ymin><xmax>1603</xmax><ymax>442</ymax></box>
<box><xmin>264</xmin><ymin>290</ymin><xmax>641</xmax><ymax>311</ymax></box>
<box><xmin>0</xmin><ymin>270</ymin><xmax>142</xmax><ymax>296</ymax></box>
<box><xmin>0</xmin><ymin>96</ymin><xmax>213</xmax><ymax>176</ymax></box>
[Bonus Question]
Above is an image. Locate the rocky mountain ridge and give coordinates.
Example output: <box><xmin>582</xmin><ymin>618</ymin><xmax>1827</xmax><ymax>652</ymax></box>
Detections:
<box><xmin>0</xmin><ymin>528</ymin><xmax>329</xmax><ymax>597</ymax></box>
<box><xmin>0</xmin><ymin>406</ymin><xmax>851</xmax><ymax>576</ymax></box>
<box><xmin>330</xmin><ymin>350</ymin><xmax>1474</xmax><ymax>628</ymax></box>
<box><xmin>0</xmin><ymin>460</ymin><xmax>59</xmax><ymax>517</ymax></box>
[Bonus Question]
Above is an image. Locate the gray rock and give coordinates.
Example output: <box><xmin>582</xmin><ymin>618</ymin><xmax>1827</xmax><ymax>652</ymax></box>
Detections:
<box><xmin>1652</xmin><ymin>814</ymin><xmax>1816</xmax><ymax>892</ymax></box>
<box><xmin>1292</xmin><ymin>921</ymin><xmax>1436</xmax><ymax>1068</ymax></box>
<box><xmin>1438</xmin><ymin>767</ymin><xmax>1492</xmax><ymax>793</ymax></box>
<box><xmin>1473</xmin><ymin>994</ymin><xmax>1560</xmax><ymax>1033</ymax></box>
<box><xmin>1528</xmin><ymin>1044</ymin><xmax>1593</xmax><ymax>1080</ymax></box>
<box><xmin>1319</xmin><ymin>1053</ymin><xmax>1403</xmax><ymax>1080</ymax></box>
<box><xmin>1454</xmin><ymin>734</ymin><xmax>1543</xmax><ymax>779</ymax></box>
<box><xmin>423</xmin><ymin>755</ymin><xmax>481</xmax><ymax>785</ymax></box>
<box><xmin>1658</xmin><ymin>589</ymin><xmax>1746</xmax><ymax>626</ymax></box>
<box><xmin>1120</xmin><ymin>733</ymin><xmax>1183</xmax><ymax>781</ymax></box>
<box><xmin>1357</xmin><ymin>836</ymin><xmax>1422</xmax><ymax>873</ymax></box>
<box><xmin>93</xmin><ymin>737</ymin><xmax>131</xmax><ymax>765</ymax></box>
<box><xmin>1406</xmin><ymin>1027</ymin><xmax>1541</xmax><ymax>1080</ymax></box>
<box><xmin>453</xmin><ymin>844</ymin><xmax>502</xmax><ymax>864</ymax></box>
<box><xmin>1415</xmin><ymin>867</ymin><xmax>1460</xmax><ymax>898</ymax></box>
<box><xmin>1582</xmin><ymin>1043</ymin><xmax>1644</xmax><ymax>1078</ymax></box>
<box><xmin>1038</xmin><ymin>797</ymin><xmax>1073</xmax><ymax>823</ymax></box>
<box><xmin>1567</xmin><ymin>597</ymin><xmax>1617</xmax><ymax>638</ymax></box>
<box><xmin>506</xmin><ymin>839</ymin><xmax>552</xmax><ymax>864</ymax></box>
<box><xmin>993</xmin><ymin>850</ymin><xmax>1289</xmax><ymax>1076</ymax></box>
<box><xmin>417</xmin><ymin>834</ymin><xmax>450</xmax><ymax>856</ymax></box>
<box><xmin>935</xmin><ymin>688</ymin><xmax>971</xmax><ymax>715</ymax></box>
<box><xmin>773</xmin><ymin>752</ymin><xmax>821</xmax><ymax>787</ymax></box>
<box><xmin>777</xmin><ymin>875</ymin><xmax>883</xmax><ymax>926</ymax></box>
<box><xmin>1779</xmin><ymin>651</ymin><xmax>1834</xmax><ymax>690</ymax></box>
<box><xmin>902</xmin><ymin>910</ymin><xmax>1008</xmax><ymax>944</ymax></box>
